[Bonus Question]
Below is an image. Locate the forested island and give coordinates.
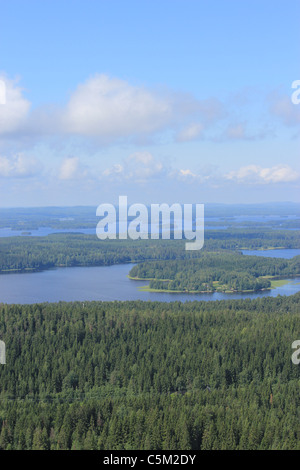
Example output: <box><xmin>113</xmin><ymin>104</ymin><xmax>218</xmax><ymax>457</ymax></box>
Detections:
<box><xmin>0</xmin><ymin>229</ymin><xmax>299</xmax><ymax>273</ymax></box>
<box><xmin>129</xmin><ymin>253</ymin><xmax>300</xmax><ymax>293</ymax></box>
<box><xmin>0</xmin><ymin>295</ymin><xmax>299</xmax><ymax>450</ymax></box>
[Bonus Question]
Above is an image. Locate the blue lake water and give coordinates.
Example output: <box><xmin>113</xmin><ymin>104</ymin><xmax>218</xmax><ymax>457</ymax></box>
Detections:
<box><xmin>0</xmin><ymin>259</ymin><xmax>300</xmax><ymax>305</ymax></box>
<box><xmin>0</xmin><ymin>227</ymin><xmax>97</xmax><ymax>237</ymax></box>
<box><xmin>242</xmin><ymin>249</ymin><xmax>300</xmax><ymax>259</ymax></box>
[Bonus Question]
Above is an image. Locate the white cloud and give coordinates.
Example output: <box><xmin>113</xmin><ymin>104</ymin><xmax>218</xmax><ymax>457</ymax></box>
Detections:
<box><xmin>103</xmin><ymin>154</ymin><xmax>220</xmax><ymax>186</ymax></box>
<box><xmin>0</xmin><ymin>76</ymin><xmax>31</xmax><ymax>134</ymax></box>
<box><xmin>171</xmin><ymin>166</ymin><xmax>216</xmax><ymax>183</ymax></box>
<box><xmin>58</xmin><ymin>157</ymin><xmax>87</xmax><ymax>180</ymax></box>
<box><xmin>0</xmin><ymin>73</ymin><xmax>231</xmax><ymax>145</ymax></box>
<box><xmin>225</xmin><ymin>164</ymin><xmax>300</xmax><ymax>184</ymax></box>
<box><xmin>179</xmin><ymin>169</ymin><xmax>197</xmax><ymax>177</ymax></box>
<box><xmin>103</xmin><ymin>163</ymin><xmax>123</xmax><ymax>177</ymax></box>
<box><xmin>1</xmin><ymin>71</ymin><xmax>297</xmax><ymax>159</ymax></box>
<box><xmin>60</xmin><ymin>75</ymin><xmax>224</xmax><ymax>142</ymax></box>
<box><xmin>62</xmin><ymin>75</ymin><xmax>174</xmax><ymax>139</ymax></box>
<box><xmin>0</xmin><ymin>154</ymin><xmax>41</xmax><ymax>178</ymax></box>
<box><xmin>102</xmin><ymin>152</ymin><xmax>165</xmax><ymax>182</ymax></box>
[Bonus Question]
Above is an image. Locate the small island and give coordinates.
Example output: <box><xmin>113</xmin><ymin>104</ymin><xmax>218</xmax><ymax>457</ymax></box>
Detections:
<box><xmin>129</xmin><ymin>252</ymin><xmax>300</xmax><ymax>294</ymax></box>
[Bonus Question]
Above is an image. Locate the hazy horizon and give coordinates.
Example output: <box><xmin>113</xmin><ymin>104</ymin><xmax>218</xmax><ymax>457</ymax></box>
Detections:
<box><xmin>0</xmin><ymin>201</ymin><xmax>299</xmax><ymax>208</ymax></box>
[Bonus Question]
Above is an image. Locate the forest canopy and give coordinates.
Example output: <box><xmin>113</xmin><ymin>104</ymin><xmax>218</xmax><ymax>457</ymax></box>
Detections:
<box><xmin>0</xmin><ymin>295</ymin><xmax>299</xmax><ymax>450</ymax></box>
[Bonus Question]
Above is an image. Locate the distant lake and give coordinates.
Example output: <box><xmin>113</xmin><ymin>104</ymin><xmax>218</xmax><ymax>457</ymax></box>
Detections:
<box><xmin>1</xmin><ymin>262</ymin><xmax>300</xmax><ymax>305</ymax></box>
<box><xmin>0</xmin><ymin>227</ymin><xmax>97</xmax><ymax>237</ymax></box>
<box><xmin>242</xmin><ymin>249</ymin><xmax>300</xmax><ymax>259</ymax></box>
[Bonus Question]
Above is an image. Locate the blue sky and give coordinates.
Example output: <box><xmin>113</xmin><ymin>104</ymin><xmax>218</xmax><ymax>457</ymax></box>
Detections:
<box><xmin>0</xmin><ymin>0</ymin><xmax>299</xmax><ymax>206</ymax></box>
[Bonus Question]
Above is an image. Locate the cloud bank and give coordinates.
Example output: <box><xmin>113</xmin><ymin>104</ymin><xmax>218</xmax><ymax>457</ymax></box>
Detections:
<box><xmin>225</xmin><ymin>164</ymin><xmax>299</xmax><ymax>184</ymax></box>
<box><xmin>0</xmin><ymin>74</ymin><xmax>225</xmax><ymax>143</ymax></box>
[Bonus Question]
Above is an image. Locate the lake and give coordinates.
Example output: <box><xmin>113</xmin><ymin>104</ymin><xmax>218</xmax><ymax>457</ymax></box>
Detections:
<box><xmin>242</xmin><ymin>249</ymin><xmax>300</xmax><ymax>259</ymax></box>
<box><xmin>1</xmin><ymin>255</ymin><xmax>300</xmax><ymax>304</ymax></box>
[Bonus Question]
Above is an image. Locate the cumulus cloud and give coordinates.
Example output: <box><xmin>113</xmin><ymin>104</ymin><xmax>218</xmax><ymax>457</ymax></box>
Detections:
<box><xmin>62</xmin><ymin>75</ymin><xmax>174</xmax><ymax>138</ymax></box>
<box><xmin>58</xmin><ymin>157</ymin><xmax>88</xmax><ymax>180</ymax></box>
<box><xmin>0</xmin><ymin>76</ymin><xmax>31</xmax><ymax>135</ymax></box>
<box><xmin>0</xmin><ymin>153</ymin><xmax>42</xmax><ymax>178</ymax></box>
<box><xmin>178</xmin><ymin>169</ymin><xmax>198</xmax><ymax>177</ymax></box>
<box><xmin>104</xmin><ymin>154</ymin><xmax>218</xmax><ymax>185</ymax></box>
<box><xmin>225</xmin><ymin>164</ymin><xmax>300</xmax><ymax>184</ymax></box>
<box><xmin>170</xmin><ymin>165</ymin><xmax>218</xmax><ymax>184</ymax></box>
<box><xmin>59</xmin><ymin>75</ymin><xmax>225</xmax><ymax>142</ymax></box>
<box><xmin>0</xmin><ymin>73</ymin><xmax>227</xmax><ymax>145</ymax></box>
<box><xmin>102</xmin><ymin>152</ymin><xmax>166</xmax><ymax>182</ymax></box>
<box><xmin>102</xmin><ymin>150</ymin><xmax>224</xmax><ymax>187</ymax></box>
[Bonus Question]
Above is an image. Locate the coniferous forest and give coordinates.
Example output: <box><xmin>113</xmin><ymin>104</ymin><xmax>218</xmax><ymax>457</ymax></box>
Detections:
<box><xmin>0</xmin><ymin>295</ymin><xmax>299</xmax><ymax>450</ymax></box>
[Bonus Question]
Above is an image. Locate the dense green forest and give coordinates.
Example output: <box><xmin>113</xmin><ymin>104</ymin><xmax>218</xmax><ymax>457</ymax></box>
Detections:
<box><xmin>0</xmin><ymin>235</ymin><xmax>211</xmax><ymax>272</ymax></box>
<box><xmin>0</xmin><ymin>295</ymin><xmax>299</xmax><ymax>450</ymax></box>
<box><xmin>129</xmin><ymin>253</ymin><xmax>300</xmax><ymax>293</ymax></box>
<box><xmin>0</xmin><ymin>206</ymin><xmax>299</xmax><ymax>450</ymax></box>
<box><xmin>0</xmin><ymin>229</ymin><xmax>299</xmax><ymax>273</ymax></box>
